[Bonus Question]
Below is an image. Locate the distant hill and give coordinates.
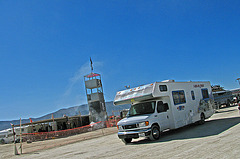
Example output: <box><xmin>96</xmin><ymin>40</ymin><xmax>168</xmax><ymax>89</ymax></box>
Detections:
<box><xmin>0</xmin><ymin>101</ymin><xmax>130</xmax><ymax>131</ymax></box>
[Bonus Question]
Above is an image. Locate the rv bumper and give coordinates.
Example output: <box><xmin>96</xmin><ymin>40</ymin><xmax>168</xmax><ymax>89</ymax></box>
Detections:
<box><xmin>118</xmin><ymin>128</ymin><xmax>151</xmax><ymax>139</ymax></box>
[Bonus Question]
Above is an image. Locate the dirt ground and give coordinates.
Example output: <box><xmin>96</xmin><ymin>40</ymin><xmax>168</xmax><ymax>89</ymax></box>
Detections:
<box><xmin>1</xmin><ymin>105</ymin><xmax>240</xmax><ymax>159</ymax></box>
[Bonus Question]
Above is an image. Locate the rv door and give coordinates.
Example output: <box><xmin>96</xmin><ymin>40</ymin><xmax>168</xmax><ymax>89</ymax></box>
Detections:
<box><xmin>156</xmin><ymin>101</ymin><xmax>170</xmax><ymax>130</ymax></box>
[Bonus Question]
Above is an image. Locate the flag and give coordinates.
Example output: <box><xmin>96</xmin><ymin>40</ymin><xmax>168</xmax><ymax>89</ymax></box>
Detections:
<box><xmin>90</xmin><ymin>57</ymin><xmax>93</xmax><ymax>71</ymax></box>
<box><xmin>29</xmin><ymin>118</ymin><xmax>33</xmax><ymax>123</ymax></box>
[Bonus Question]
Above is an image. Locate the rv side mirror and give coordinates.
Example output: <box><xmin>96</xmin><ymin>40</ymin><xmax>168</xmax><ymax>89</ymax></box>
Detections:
<box><xmin>164</xmin><ymin>103</ymin><xmax>169</xmax><ymax>111</ymax></box>
<box><xmin>120</xmin><ymin>112</ymin><xmax>123</xmax><ymax>118</ymax></box>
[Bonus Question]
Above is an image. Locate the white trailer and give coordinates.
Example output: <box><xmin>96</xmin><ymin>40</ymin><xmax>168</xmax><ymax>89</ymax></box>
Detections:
<box><xmin>0</xmin><ymin>126</ymin><xmax>29</xmax><ymax>144</ymax></box>
<box><xmin>114</xmin><ymin>80</ymin><xmax>215</xmax><ymax>143</ymax></box>
<box><xmin>213</xmin><ymin>90</ymin><xmax>233</xmax><ymax>109</ymax></box>
<box><xmin>0</xmin><ymin>129</ymin><xmax>14</xmax><ymax>144</ymax></box>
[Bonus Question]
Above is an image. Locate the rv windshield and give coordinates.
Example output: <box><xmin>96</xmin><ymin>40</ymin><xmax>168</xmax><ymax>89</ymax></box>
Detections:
<box><xmin>128</xmin><ymin>101</ymin><xmax>156</xmax><ymax>116</ymax></box>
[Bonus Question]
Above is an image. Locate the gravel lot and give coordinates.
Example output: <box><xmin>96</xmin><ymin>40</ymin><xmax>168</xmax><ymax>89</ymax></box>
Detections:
<box><xmin>1</xmin><ymin>105</ymin><xmax>240</xmax><ymax>159</ymax></box>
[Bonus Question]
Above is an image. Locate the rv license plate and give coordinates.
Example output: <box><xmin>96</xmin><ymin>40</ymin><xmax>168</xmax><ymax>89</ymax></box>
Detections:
<box><xmin>139</xmin><ymin>133</ymin><xmax>145</xmax><ymax>137</ymax></box>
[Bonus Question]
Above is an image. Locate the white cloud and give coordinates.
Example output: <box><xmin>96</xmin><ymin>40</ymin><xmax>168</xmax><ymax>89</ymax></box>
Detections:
<box><xmin>64</xmin><ymin>61</ymin><xmax>103</xmax><ymax>96</ymax></box>
<box><xmin>53</xmin><ymin>61</ymin><xmax>104</xmax><ymax>109</ymax></box>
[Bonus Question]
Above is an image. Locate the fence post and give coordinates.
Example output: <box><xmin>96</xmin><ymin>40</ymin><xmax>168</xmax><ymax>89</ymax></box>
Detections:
<box><xmin>11</xmin><ymin>124</ymin><xmax>18</xmax><ymax>155</ymax></box>
<box><xmin>102</xmin><ymin>128</ymin><xmax>104</xmax><ymax>136</ymax></box>
<box><xmin>79</xmin><ymin>111</ymin><xmax>83</xmax><ymax>126</ymax></box>
<box><xmin>20</xmin><ymin>118</ymin><xmax>22</xmax><ymax>154</ymax></box>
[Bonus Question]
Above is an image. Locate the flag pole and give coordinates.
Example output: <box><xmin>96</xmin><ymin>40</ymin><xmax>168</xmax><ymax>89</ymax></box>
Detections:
<box><xmin>90</xmin><ymin>57</ymin><xmax>93</xmax><ymax>74</ymax></box>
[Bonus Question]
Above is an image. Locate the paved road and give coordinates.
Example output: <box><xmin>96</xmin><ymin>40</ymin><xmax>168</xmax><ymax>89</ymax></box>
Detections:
<box><xmin>2</xmin><ymin>105</ymin><xmax>240</xmax><ymax>159</ymax></box>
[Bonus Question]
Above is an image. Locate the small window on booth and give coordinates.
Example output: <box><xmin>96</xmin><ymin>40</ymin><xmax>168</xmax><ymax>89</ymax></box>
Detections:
<box><xmin>159</xmin><ymin>85</ymin><xmax>167</xmax><ymax>92</ymax></box>
<box><xmin>191</xmin><ymin>91</ymin><xmax>195</xmax><ymax>100</ymax></box>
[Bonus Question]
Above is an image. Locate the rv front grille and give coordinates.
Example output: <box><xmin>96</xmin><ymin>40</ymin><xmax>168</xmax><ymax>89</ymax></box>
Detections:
<box><xmin>123</xmin><ymin>124</ymin><xmax>138</xmax><ymax>129</ymax></box>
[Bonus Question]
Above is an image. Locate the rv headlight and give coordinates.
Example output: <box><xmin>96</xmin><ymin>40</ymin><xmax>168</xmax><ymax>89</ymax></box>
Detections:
<box><xmin>139</xmin><ymin>121</ymin><xmax>149</xmax><ymax>127</ymax></box>
<box><xmin>118</xmin><ymin>125</ymin><xmax>123</xmax><ymax>130</ymax></box>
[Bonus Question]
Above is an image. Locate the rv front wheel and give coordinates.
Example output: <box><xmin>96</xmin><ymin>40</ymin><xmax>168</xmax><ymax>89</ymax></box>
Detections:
<box><xmin>122</xmin><ymin>138</ymin><xmax>132</xmax><ymax>144</ymax></box>
<box><xmin>149</xmin><ymin>125</ymin><xmax>160</xmax><ymax>141</ymax></box>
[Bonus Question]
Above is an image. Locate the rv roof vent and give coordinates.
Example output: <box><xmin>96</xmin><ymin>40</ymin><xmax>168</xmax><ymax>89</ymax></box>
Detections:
<box><xmin>161</xmin><ymin>79</ymin><xmax>175</xmax><ymax>82</ymax></box>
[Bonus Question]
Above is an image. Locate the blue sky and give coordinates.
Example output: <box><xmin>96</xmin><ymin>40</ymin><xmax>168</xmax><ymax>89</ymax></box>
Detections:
<box><xmin>1</xmin><ymin>0</ymin><xmax>240</xmax><ymax>121</ymax></box>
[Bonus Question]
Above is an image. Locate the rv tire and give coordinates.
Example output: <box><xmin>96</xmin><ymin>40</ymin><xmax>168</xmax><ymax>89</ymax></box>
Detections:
<box><xmin>199</xmin><ymin>113</ymin><xmax>205</xmax><ymax>125</ymax></box>
<box><xmin>0</xmin><ymin>139</ymin><xmax>5</xmax><ymax>144</ymax></box>
<box><xmin>149</xmin><ymin>125</ymin><xmax>160</xmax><ymax>141</ymax></box>
<box><xmin>226</xmin><ymin>100</ymin><xmax>230</xmax><ymax>107</ymax></box>
<box><xmin>122</xmin><ymin>138</ymin><xmax>132</xmax><ymax>144</ymax></box>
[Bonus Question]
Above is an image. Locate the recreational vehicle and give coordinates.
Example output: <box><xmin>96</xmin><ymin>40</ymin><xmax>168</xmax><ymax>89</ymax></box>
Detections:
<box><xmin>0</xmin><ymin>126</ymin><xmax>29</xmax><ymax>144</ymax></box>
<box><xmin>0</xmin><ymin>129</ymin><xmax>14</xmax><ymax>144</ymax></box>
<box><xmin>213</xmin><ymin>90</ymin><xmax>233</xmax><ymax>109</ymax></box>
<box><xmin>114</xmin><ymin>80</ymin><xmax>215</xmax><ymax>143</ymax></box>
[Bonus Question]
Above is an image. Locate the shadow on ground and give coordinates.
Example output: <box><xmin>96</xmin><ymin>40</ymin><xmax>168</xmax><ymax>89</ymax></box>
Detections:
<box><xmin>215</xmin><ymin>109</ymin><xmax>237</xmax><ymax>114</ymax></box>
<box><xmin>130</xmin><ymin>116</ymin><xmax>240</xmax><ymax>145</ymax></box>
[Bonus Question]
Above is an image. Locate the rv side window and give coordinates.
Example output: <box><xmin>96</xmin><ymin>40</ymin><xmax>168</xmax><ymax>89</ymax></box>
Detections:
<box><xmin>201</xmin><ymin>89</ymin><xmax>209</xmax><ymax>99</ymax></box>
<box><xmin>159</xmin><ymin>85</ymin><xmax>167</xmax><ymax>92</ymax></box>
<box><xmin>157</xmin><ymin>101</ymin><xmax>169</xmax><ymax>113</ymax></box>
<box><xmin>172</xmin><ymin>90</ymin><xmax>186</xmax><ymax>105</ymax></box>
<box><xmin>191</xmin><ymin>91</ymin><xmax>195</xmax><ymax>100</ymax></box>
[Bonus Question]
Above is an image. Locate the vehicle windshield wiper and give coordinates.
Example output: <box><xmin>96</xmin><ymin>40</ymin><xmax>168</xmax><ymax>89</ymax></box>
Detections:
<box><xmin>128</xmin><ymin>113</ymin><xmax>143</xmax><ymax>116</ymax></box>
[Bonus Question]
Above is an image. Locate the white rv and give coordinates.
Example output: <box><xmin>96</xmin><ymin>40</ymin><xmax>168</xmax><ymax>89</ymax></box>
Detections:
<box><xmin>0</xmin><ymin>126</ymin><xmax>29</xmax><ymax>144</ymax></box>
<box><xmin>114</xmin><ymin>80</ymin><xmax>215</xmax><ymax>143</ymax></box>
<box><xmin>0</xmin><ymin>129</ymin><xmax>14</xmax><ymax>144</ymax></box>
<box><xmin>213</xmin><ymin>90</ymin><xmax>233</xmax><ymax>109</ymax></box>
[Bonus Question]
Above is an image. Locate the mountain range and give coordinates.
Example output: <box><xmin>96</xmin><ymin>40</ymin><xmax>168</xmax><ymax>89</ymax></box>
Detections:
<box><xmin>0</xmin><ymin>101</ymin><xmax>130</xmax><ymax>131</ymax></box>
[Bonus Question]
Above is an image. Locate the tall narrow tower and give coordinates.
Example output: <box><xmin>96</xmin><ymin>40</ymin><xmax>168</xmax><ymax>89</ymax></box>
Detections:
<box><xmin>84</xmin><ymin>60</ymin><xmax>107</xmax><ymax>122</ymax></box>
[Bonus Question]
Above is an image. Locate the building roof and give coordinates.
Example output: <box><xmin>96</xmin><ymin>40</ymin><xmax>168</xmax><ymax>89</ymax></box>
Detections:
<box><xmin>84</xmin><ymin>72</ymin><xmax>100</xmax><ymax>78</ymax></box>
<box><xmin>14</xmin><ymin>115</ymin><xmax>89</xmax><ymax>127</ymax></box>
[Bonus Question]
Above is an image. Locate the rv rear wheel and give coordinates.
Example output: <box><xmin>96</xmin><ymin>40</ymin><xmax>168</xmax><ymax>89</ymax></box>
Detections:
<box><xmin>0</xmin><ymin>139</ymin><xmax>5</xmax><ymax>144</ymax></box>
<box><xmin>226</xmin><ymin>100</ymin><xmax>231</xmax><ymax>107</ymax></box>
<box><xmin>149</xmin><ymin>125</ymin><xmax>160</xmax><ymax>141</ymax></box>
<box><xmin>199</xmin><ymin>113</ymin><xmax>205</xmax><ymax>125</ymax></box>
<box><xmin>122</xmin><ymin>138</ymin><xmax>132</xmax><ymax>144</ymax></box>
